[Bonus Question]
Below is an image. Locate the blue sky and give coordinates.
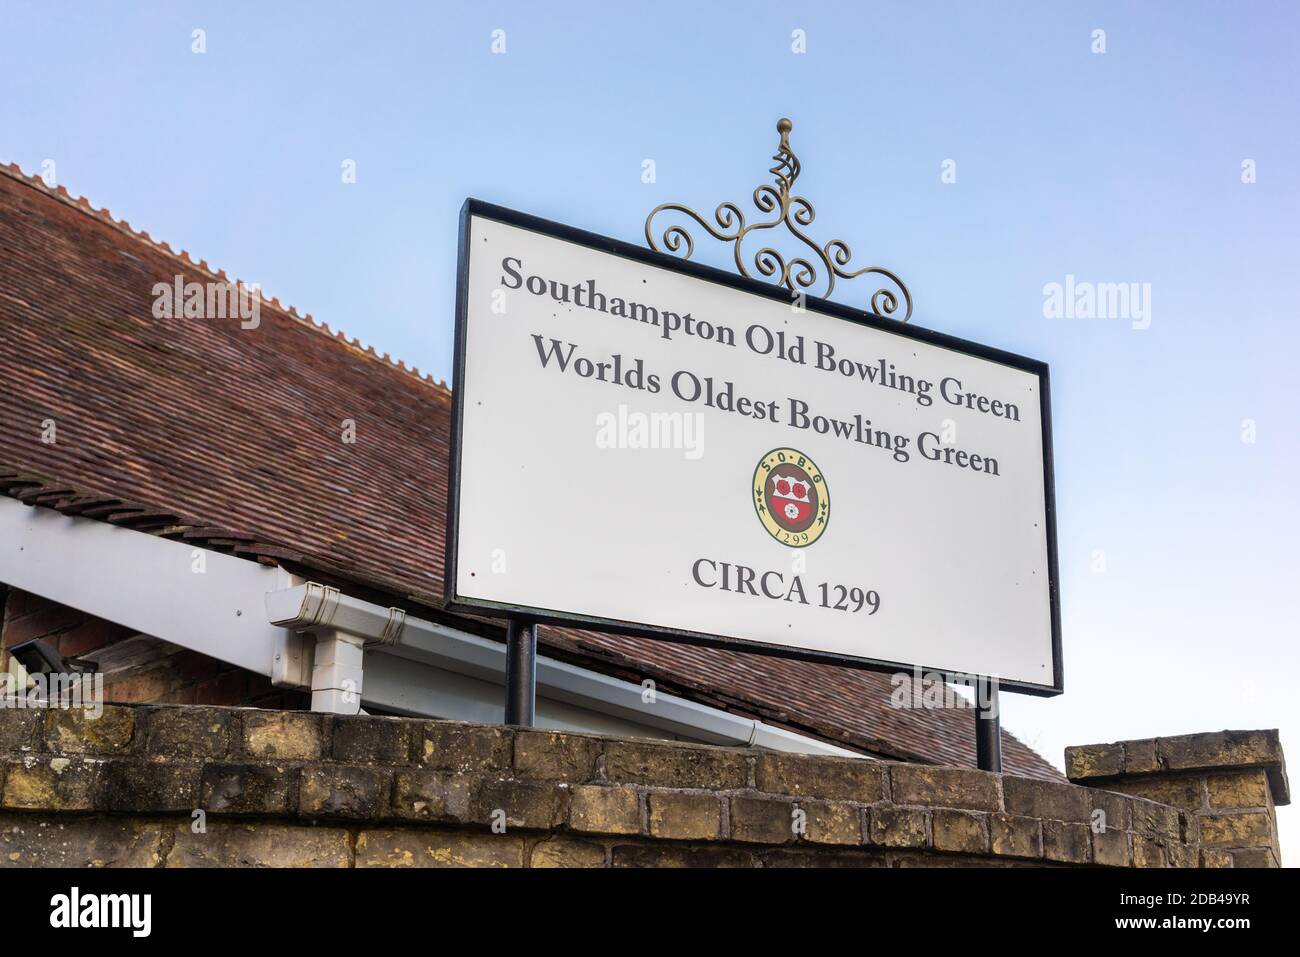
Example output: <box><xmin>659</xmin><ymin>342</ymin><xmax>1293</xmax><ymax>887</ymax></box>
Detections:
<box><xmin>3</xmin><ymin>1</ymin><xmax>1298</xmax><ymax>859</ymax></box>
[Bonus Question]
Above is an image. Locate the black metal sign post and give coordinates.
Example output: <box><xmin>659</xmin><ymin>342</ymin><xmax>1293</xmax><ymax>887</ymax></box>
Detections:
<box><xmin>503</xmin><ymin>617</ymin><xmax>538</xmax><ymax>726</ymax></box>
<box><xmin>975</xmin><ymin>679</ymin><xmax>1002</xmax><ymax>772</ymax></box>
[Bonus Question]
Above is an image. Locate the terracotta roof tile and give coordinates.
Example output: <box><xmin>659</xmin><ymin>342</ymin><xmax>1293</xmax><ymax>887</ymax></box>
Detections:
<box><xmin>0</xmin><ymin>164</ymin><xmax>1060</xmax><ymax>780</ymax></box>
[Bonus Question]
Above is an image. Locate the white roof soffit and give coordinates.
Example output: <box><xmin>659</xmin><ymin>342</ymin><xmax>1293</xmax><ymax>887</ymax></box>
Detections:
<box><xmin>0</xmin><ymin>495</ymin><xmax>287</xmax><ymax>675</ymax></box>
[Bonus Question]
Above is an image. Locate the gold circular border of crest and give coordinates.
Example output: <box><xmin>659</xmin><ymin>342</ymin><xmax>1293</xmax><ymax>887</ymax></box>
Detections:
<box><xmin>751</xmin><ymin>447</ymin><xmax>830</xmax><ymax>548</ymax></box>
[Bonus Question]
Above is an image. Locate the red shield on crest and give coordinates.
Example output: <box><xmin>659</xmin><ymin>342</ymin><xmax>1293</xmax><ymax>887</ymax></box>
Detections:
<box><xmin>766</xmin><ymin>469</ymin><xmax>816</xmax><ymax>532</ymax></box>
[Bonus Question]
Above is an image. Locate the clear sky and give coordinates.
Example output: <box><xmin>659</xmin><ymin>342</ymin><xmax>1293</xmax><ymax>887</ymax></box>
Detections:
<box><xmin>3</xmin><ymin>1</ymin><xmax>1297</xmax><ymax>860</ymax></box>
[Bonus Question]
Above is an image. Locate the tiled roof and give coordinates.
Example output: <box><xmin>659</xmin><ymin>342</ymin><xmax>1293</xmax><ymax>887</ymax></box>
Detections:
<box><xmin>0</xmin><ymin>164</ymin><xmax>1061</xmax><ymax>780</ymax></box>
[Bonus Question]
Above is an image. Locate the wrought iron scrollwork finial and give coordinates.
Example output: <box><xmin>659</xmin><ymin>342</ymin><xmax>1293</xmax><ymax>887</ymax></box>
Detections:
<box><xmin>645</xmin><ymin>118</ymin><xmax>913</xmax><ymax>322</ymax></box>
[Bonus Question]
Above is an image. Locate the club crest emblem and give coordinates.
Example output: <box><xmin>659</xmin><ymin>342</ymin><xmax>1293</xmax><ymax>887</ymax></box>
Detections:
<box><xmin>752</xmin><ymin>448</ymin><xmax>830</xmax><ymax>547</ymax></box>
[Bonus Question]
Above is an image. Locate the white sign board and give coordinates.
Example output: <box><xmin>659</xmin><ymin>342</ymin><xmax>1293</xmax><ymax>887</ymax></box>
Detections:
<box><xmin>447</xmin><ymin>202</ymin><xmax>1061</xmax><ymax>694</ymax></box>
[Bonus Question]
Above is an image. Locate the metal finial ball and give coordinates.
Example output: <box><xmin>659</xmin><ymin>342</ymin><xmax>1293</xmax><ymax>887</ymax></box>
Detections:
<box><xmin>777</xmin><ymin>118</ymin><xmax>792</xmax><ymax>134</ymax></box>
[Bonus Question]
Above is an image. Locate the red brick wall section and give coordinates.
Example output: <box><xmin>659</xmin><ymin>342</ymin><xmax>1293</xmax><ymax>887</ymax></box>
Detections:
<box><xmin>2</xmin><ymin>588</ymin><xmax>132</xmax><ymax>665</ymax></box>
<box><xmin>1</xmin><ymin>589</ymin><xmax>306</xmax><ymax>711</ymax></box>
<box><xmin>0</xmin><ymin>704</ymin><xmax>1245</xmax><ymax>868</ymax></box>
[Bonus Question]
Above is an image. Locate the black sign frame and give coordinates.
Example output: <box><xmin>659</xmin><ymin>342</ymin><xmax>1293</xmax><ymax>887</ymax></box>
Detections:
<box><xmin>445</xmin><ymin>198</ymin><xmax>1064</xmax><ymax>697</ymax></box>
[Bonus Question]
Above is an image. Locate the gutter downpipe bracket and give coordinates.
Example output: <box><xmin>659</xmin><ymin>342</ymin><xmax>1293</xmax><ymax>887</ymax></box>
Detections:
<box><xmin>310</xmin><ymin>628</ymin><xmax>365</xmax><ymax>715</ymax></box>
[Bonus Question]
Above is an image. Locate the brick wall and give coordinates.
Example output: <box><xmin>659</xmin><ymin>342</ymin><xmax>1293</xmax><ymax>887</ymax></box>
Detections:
<box><xmin>1</xmin><ymin>589</ymin><xmax>305</xmax><ymax>710</ymax></box>
<box><xmin>1</xmin><ymin>587</ymin><xmax>134</xmax><ymax>666</ymax></box>
<box><xmin>1066</xmin><ymin>730</ymin><xmax>1288</xmax><ymax>868</ymax></box>
<box><xmin>0</xmin><ymin>703</ymin><xmax>1248</xmax><ymax>868</ymax></box>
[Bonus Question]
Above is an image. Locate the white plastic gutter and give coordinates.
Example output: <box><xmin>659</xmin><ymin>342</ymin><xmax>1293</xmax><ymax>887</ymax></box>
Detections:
<box><xmin>266</xmin><ymin>582</ymin><xmax>862</xmax><ymax>757</ymax></box>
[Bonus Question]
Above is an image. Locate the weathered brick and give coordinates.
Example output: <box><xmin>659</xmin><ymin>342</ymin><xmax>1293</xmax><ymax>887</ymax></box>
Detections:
<box><xmin>0</xmin><ymin>814</ymin><xmax>165</xmax><ymax>867</ymax></box>
<box><xmin>356</xmin><ymin>828</ymin><xmax>524</xmax><ymax>867</ymax></box>
<box><xmin>989</xmin><ymin>813</ymin><xmax>1042</xmax><ymax>859</ymax></box>
<box><xmin>1132</xmin><ymin>835</ymin><xmax>1169</xmax><ymax>868</ymax></box>
<box><xmin>1109</xmin><ymin>774</ymin><xmax>1204</xmax><ymax>810</ymax></box>
<box><xmin>392</xmin><ymin>769</ymin><xmax>472</xmax><ymax>822</ymax></box>
<box><xmin>647</xmin><ymin>792</ymin><xmax>722</xmax><ymax>841</ymax></box>
<box><xmin>1168</xmin><ymin>843</ymin><xmax>1197</xmax><ymax>868</ymax></box>
<box><xmin>513</xmin><ymin>730</ymin><xmax>600</xmax><ymax>782</ymax></box>
<box><xmin>1158</xmin><ymin>730</ymin><xmax>1281</xmax><ymax>773</ymax></box>
<box><xmin>243</xmin><ymin>711</ymin><xmax>325</xmax><ymax>761</ymax></box>
<box><xmin>611</xmin><ymin>843</ymin><xmax>752</xmax><ymax>868</ymax></box>
<box><xmin>930</xmin><ymin>809</ymin><xmax>989</xmax><ymax>854</ymax></box>
<box><xmin>730</xmin><ymin>796</ymin><xmax>795</xmax><ymax>845</ymax></box>
<box><xmin>0</xmin><ymin>710</ymin><xmax>40</xmax><ymax>754</ymax></box>
<box><xmin>1085</xmin><ymin>789</ymin><xmax>1133</xmax><ymax>832</ymax></box>
<box><xmin>890</xmin><ymin>765</ymin><xmax>1001</xmax><ymax>811</ymax></box>
<box><xmin>1198</xmin><ymin>811</ymin><xmax>1274</xmax><ymax>847</ymax></box>
<box><xmin>568</xmin><ymin>784</ymin><xmax>641</xmax><ymax>835</ymax></box>
<box><xmin>1041</xmin><ymin>820</ymin><xmax>1090</xmax><ymax>863</ymax></box>
<box><xmin>2</xmin><ymin>603</ymin><xmax>82</xmax><ymax>643</ymax></box>
<box><xmin>142</xmin><ymin>706</ymin><xmax>232</xmax><ymax>760</ymax></box>
<box><xmin>604</xmin><ymin>739</ymin><xmax>748</xmax><ymax>790</ymax></box>
<box><xmin>103</xmin><ymin>666</ymin><xmax>181</xmax><ymax>704</ymax></box>
<box><xmin>201</xmin><ymin>763</ymin><xmax>295</xmax><ymax>815</ymax></box>
<box><xmin>1130</xmin><ymin>798</ymin><xmax>1182</xmax><ymax>842</ymax></box>
<box><xmin>1</xmin><ymin>757</ymin><xmax>100</xmax><ymax>810</ymax></box>
<box><xmin>332</xmin><ymin>715</ymin><xmax>410</xmax><ymax>765</ymax></box>
<box><xmin>529</xmin><ymin>836</ymin><xmax>605</xmax><ymax>867</ymax></box>
<box><xmin>1002</xmin><ymin>777</ymin><xmax>1092</xmax><ymax>822</ymax></box>
<box><xmin>1123</xmin><ymin>738</ymin><xmax>1159</xmax><ymax>774</ymax></box>
<box><xmin>1227</xmin><ymin>847</ymin><xmax>1278</xmax><ymax>868</ymax></box>
<box><xmin>755</xmin><ymin>754</ymin><xmax>883</xmax><ymax>802</ymax></box>
<box><xmin>868</xmin><ymin>805</ymin><xmax>928</xmax><ymax>848</ymax></box>
<box><xmin>167</xmin><ymin>821</ymin><xmax>350</xmax><ymax>867</ymax></box>
<box><xmin>1206</xmin><ymin>770</ymin><xmax>1271</xmax><ymax>809</ymax></box>
<box><xmin>100</xmin><ymin>760</ymin><xmax>199</xmax><ymax>812</ymax></box>
<box><xmin>763</xmin><ymin>847</ymin><xmax>886</xmax><ymax>868</ymax></box>
<box><xmin>473</xmin><ymin>779</ymin><xmax>567</xmax><ymax>830</ymax></box>
<box><xmin>298</xmin><ymin>765</ymin><xmax>391</xmax><ymax>819</ymax></box>
<box><xmin>1092</xmin><ymin>826</ymin><xmax>1132</xmax><ymax>867</ymax></box>
<box><xmin>44</xmin><ymin>706</ymin><xmax>135</xmax><ymax>755</ymax></box>
<box><xmin>416</xmin><ymin>721</ymin><xmax>511</xmax><ymax>772</ymax></box>
<box><xmin>1064</xmin><ymin>743</ymin><xmax>1124</xmax><ymax>780</ymax></box>
<box><xmin>54</xmin><ymin>618</ymin><xmax>123</xmax><ymax>657</ymax></box>
<box><xmin>800</xmin><ymin>800</ymin><xmax>862</xmax><ymax>846</ymax></box>
<box><xmin>1199</xmin><ymin>847</ymin><xmax>1234</xmax><ymax>868</ymax></box>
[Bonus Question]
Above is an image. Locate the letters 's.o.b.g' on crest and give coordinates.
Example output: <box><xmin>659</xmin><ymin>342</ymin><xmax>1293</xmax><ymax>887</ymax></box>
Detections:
<box><xmin>752</xmin><ymin>448</ymin><xmax>829</xmax><ymax>548</ymax></box>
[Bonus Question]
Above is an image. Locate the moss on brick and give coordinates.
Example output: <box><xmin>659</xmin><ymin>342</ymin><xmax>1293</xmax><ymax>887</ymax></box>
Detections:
<box><xmin>243</xmin><ymin>711</ymin><xmax>324</xmax><ymax>761</ymax></box>
<box><xmin>568</xmin><ymin>784</ymin><xmax>642</xmax><ymax>835</ymax></box>
<box><xmin>529</xmin><ymin>835</ymin><xmax>605</xmax><ymax>867</ymax></box>
<box><xmin>142</xmin><ymin>706</ymin><xmax>232</xmax><ymax>760</ymax></box>
<box><xmin>45</xmin><ymin>706</ymin><xmax>135</xmax><ymax>755</ymax></box>
<box><xmin>647</xmin><ymin>792</ymin><xmax>722</xmax><ymax>841</ymax></box>
<box><xmin>604</xmin><ymin>739</ymin><xmax>748</xmax><ymax>790</ymax></box>
<box><xmin>355</xmin><ymin>828</ymin><xmax>524</xmax><ymax>868</ymax></box>
<box><xmin>513</xmin><ymin>730</ymin><xmax>600</xmax><ymax>782</ymax></box>
<box><xmin>754</xmin><ymin>753</ymin><xmax>883</xmax><ymax>802</ymax></box>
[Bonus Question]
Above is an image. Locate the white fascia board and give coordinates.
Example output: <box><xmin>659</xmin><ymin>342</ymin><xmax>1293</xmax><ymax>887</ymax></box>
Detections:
<box><xmin>268</xmin><ymin>583</ymin><xmax>860</xmax><ymax>757</ymax></box>
<box><xmin>0</xmin><ymin>496</ymin><xmax>285</xmax><ymax>675</ymax></box>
